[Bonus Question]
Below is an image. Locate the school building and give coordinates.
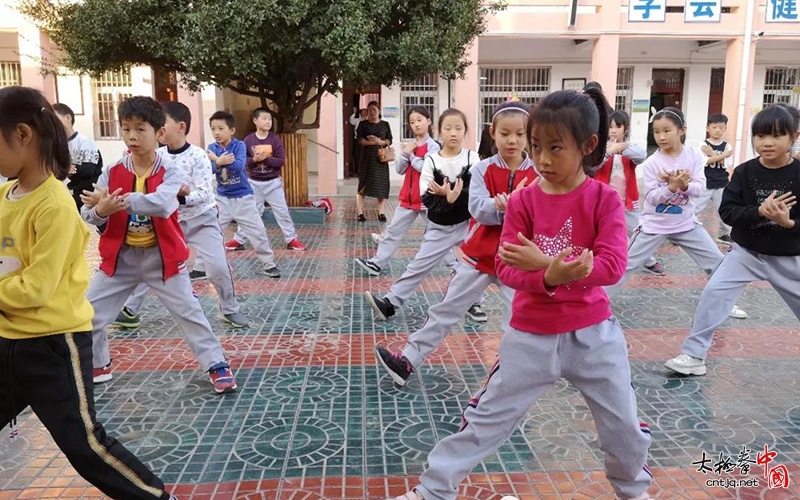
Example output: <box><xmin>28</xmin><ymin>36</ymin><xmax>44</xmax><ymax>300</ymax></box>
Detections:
<box><xmin>2</xmin><ymin>0</ymin><xmax>800</xmax><ymax>195</ymax></box>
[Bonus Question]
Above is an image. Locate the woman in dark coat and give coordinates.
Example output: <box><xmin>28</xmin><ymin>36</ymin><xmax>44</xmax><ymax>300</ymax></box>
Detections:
<box><xmin>356</xmin><ymin>101</ymin><xmax>393</xmax><ymax>222</ymax></box>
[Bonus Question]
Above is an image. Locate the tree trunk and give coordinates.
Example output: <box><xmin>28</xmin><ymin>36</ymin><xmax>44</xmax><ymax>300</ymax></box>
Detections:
<box><xmin>279</xmin><ymin>133</ymin><xmax>308</xmax><ymax>207</ymax></box>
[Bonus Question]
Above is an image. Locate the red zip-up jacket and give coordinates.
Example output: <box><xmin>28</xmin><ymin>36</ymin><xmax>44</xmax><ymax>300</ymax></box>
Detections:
<box><xmin>460</xmin><ymin>154</ymin><xmax>537</xmax><ymax>276</ymax></box>
<box><xmin>81</xmin><ymin>154</ymin><xmax>189</xmax><ymax>281</ymax></box>
<box><xmin>594</xmin><ymin>153</ymin><xmax>640</xmax><ymax>211</ymax></box>
<box><xmin>396</xmin><ymin>136</ymin><xmax>440</xmax><ymax>210</ymax></box>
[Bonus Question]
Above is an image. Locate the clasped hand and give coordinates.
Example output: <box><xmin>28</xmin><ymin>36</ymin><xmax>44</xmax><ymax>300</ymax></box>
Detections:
<box><xmin>499</xmin><ymin>232</ymin><xmax>594</xmax><ymax>286</ymax></box>
<box><xmin>659</xmin><ymin>168</ymin><xmax>691</xmax><ymax>192</ymax></box>
<box><xmin>759</xmin><ymin>190</ymin><xmax>796</xmax><ymax>228</ymax></box>
<box><xmin>81</xmin><ymin>185</ymin><xmax>130</xmax><ymax>217</ymax></box>
<box><xmin>427</xmin><ymin>177</ymin><xmax>463</xmax><ymax>204</ymax></box>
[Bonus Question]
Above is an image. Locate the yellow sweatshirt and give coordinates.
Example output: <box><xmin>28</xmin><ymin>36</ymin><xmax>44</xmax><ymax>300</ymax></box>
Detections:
<box><xmin>0</xmin><ymin>176</ymin><xmax>94</xmax><ymax>339</ymax></box>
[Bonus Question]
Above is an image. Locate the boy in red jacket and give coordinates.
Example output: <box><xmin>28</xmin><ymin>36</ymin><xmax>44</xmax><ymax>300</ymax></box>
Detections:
<box><xmin>80</xmin><ymin>96</ymin><xmax>236</xmax><ymax>394</ymax></box>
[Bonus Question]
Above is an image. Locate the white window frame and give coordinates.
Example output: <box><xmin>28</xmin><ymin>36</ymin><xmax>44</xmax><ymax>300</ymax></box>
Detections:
<box><xmin>763</xmin><ymin>66</ymin><xmax>800</xmax><ymax>108</ymax></box>
<box><xmin>478</xmin><ymin>67</ymin><xmax>551</xmax><ymax>134</ymax></box>
<box><xmin>92</xmin><ymin>68</ymin><xmax>134</xmax><ymax>140</ymax></box>
<box><xmin>400</xmin><ymin>74</ymin><xmax>439</xmax><ymax>140</ymax></box>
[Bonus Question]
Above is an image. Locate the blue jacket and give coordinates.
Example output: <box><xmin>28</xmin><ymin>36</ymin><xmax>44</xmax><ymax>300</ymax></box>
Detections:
<box><xmin>208</xmin><ymin>139</ymin><xmax>252</xmax><ymax>198</ymax></box>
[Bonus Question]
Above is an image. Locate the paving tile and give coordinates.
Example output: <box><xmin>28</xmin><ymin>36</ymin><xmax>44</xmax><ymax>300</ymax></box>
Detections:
<box><xmin>1</xmin><ymin>199</ymin><xmax>798</xmax><ymax>499</ymax></box>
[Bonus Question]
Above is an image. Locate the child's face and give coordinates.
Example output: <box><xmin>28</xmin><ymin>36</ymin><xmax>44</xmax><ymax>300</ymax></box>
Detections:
<box><xmin>0</xmin><ymin>127</ymin><xmax>23</xmax><ymax>179</ymax></box>
<box><xmin>490</xmin><ymin>113</ymin><xmax>527</xmax><ymax>160</ymax></box>
<box><xmin>707</xmin><ymin>122</ymin><xmax>726</xmax><ymax>141</ymax></box>
<box><xmin>210</xmin><ymin>120</ymin><xmax>235</xmax><ymax>144</ymax></box>
<box><xmin>438</xmin><ymin>115</ymin><xmax>466</xmax><ymax>149</ymax></box>
<box><xmin>753</xmin><ymin>131</ymin><xmax>796</xmax><ymax>163</ymax></box>
<box><xmin>408</xmin><ymin>112</ymin><xmax>430</xmax><ymax>138</ymax></box>
<box><xmin>531</xmin><ymin>124</ymin><xmax>594</xmax><ymax>184</ymax></box>
<box><xmin>121</xmin><ymin>116</ymin><xmax>163</xmax><ymax>156</ymax></box>
<box><xmin>652</xmin><ymin>117</ymin><xmax>684</xmax><ymax>153</ymax></box>
<box><xmin>253</xmin><ymin>112</ymin><xmax>272</xmax><ymax>132</ymax></box>
<box><xmin>162</xmin><ymin>116</ymin><xmax>185</xmax><ymax>146</ymax></box>
<box><xmin>609</xmin><ymin>120</ymin><xmax>626</xmax><ymax>142</ymax></box>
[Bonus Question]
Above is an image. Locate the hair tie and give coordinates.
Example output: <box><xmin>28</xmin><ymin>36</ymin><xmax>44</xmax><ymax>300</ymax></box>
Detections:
<box><xmin>41</xmin><ymin>107</ymin><xmax>46</xmax><ymax>113</ymax></box>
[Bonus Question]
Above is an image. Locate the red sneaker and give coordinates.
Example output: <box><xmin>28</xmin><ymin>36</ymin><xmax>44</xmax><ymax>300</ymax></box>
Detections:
<box><xmin>209</xmin><ymin>364</ymin><xmax>237</xmax><ymax>394</ymax></box>
<box><xmin>93</xmin><ymin>363</ymin><xmax>112</xmax><ymax>384</ymax></box>
<box><xmin>224</xmin><ymin>239</ymin><xmax>245</xmax><ymax>251</ymax></box>
<box><xmin>287</xmin><ymin>239</ymin><xmax>306</xmax><ymax>251</ymax></box>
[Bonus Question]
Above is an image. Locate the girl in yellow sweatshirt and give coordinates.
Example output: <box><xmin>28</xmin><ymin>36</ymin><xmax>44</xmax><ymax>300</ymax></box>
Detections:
<box><xmin>0</xmin><ymin>86</ymin><xmax>176</xmax><ymax>500</ymax></box>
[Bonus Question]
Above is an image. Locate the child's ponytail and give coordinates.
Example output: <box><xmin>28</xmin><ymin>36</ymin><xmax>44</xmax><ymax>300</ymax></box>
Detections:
<box><xmin>40</xmin><ymin>106</ymin><xmax>71</xmax><ymax>180</ymax></box>
<box><xmin>582</xmin><ymin>87</ymin><xmax>610</xmax><ymax>171</ymax></box>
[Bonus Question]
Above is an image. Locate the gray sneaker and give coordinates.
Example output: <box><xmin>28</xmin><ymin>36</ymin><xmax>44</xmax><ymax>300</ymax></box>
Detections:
<box><xmin>263</xmin><ymin>266</ymin><xmax>281</xmax><ymax>278</ymax></box>
<box><xmin>665</xmin><ymin>353</ymin><xmax>707</xmax><ymax>376</ymax></box>
<box><xmin>222</xmin><ymin>312</ymin><xmax>250</xmax><ymax>328</ymax></box>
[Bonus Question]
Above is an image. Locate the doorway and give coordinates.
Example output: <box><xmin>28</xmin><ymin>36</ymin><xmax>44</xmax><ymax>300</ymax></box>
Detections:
<box><xmin>342</xmin><ymin>86</ymin><xmax>380</xmax><ymax>179</ymax></box>
<box><xmin>707</xmin><ymin>67</ymin><xmax>725</xmax><ymax>116</ymax></box>
<box><xmin>152</xmin><ymin>66</ymin><xmax>178</xmax><ymax>103</ymax></box>
<box><xmin>648</xmin><ymin>68</ymin><xmax>685</xmax><ymax>149</ymax></box>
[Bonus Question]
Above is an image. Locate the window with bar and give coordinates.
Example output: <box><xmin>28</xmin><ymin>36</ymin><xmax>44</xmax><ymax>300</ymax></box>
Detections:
<box><xmin>0</xmin><ymin>62</ymin><xmax>21</xmax><ymax>88</ymax></box>
<box><xmin>400</xmin><ymin>74</ymin><xmax>439</xmax><ymax>140</ymax></box>
<box><xmin>615</xmin><ymin>66</ymin><xmax>634</xmax><ymax>116</ymax></box>
<box><xmin>763</xmin><ymin>67</ymin><xmax>800</xmax><ymax>108</ymax></box>
<box><xmin>478</xmin><ymin>67</ymin><xmax>550</xmax><ymax>133</ymax></box>
<box><xmin>92</xmin><ymin>68</ymin><xmax>134</xmax><ymax>139</ymax></box>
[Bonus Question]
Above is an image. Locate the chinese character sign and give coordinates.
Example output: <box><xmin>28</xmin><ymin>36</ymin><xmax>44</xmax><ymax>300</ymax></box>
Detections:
<box><xmin>685</xmin><ymin>0</ymin><xmax>721</xmax><ymax>22</ymax></box>
<box><xmin>629</xmin><ymin>0</ymin><xmax>666</xmax><ymax>22</ymax></box>
<box><xmin>766</xmin><ymin>0</ymin><xmax>799</xmax><ymax>22</ymax></box>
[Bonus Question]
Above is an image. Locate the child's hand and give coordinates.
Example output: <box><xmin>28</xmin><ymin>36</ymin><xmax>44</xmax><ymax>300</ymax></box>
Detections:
<box><xmin>759</xmin><ymin>191</ymin><xmax>797</xmax><ymax>227</ymax></box>
<box><xmin>446</xmin><ymin>178</ymin><xmax>463</xmax><ymax>204</ymax></box>
<box><xmin>80</xmin><ymin>184</ymin><xmax>104</xmax><ymax>208</ymax></box>
<box><xmin>494</xmin><ymin>193</ymin><xmax>509</xmax><ymax>212</ymax></box>
<box><xmin>607</xmin><ymin>141</ymin><xmax>627</xmax><ymax>155</ymax></box>
<box><xmin>69</xmin><ymin>165</ymin><xmax>78</xmax><ymax>176</ymax></box>
<box><xmin>252</xmin><ymin>149</ymin><xmax>268</xmax><ymax>162</ymax></box>
<box><xmin>498</xmin><ymin>233</ymin><xmax>552</xmax><ymax>271</ymax></box>
<box><xmin>427</xmin><ymin>178</ymin><xmax>449</xmax><ymax>196</ymax></box>
<box><xmin>658</xmin><ymin>168</ymin><xmax>673</xmax><ymax>183</ymax></box>
<box><xmin>675</xmin><ymin>169</ymin><xmax>692</xmax><ymax>191</ymax></box>
<box><xmin>543</xmin><ymin>248</ymin><xmax>594</xmax><ymax>287</ymax></box>
<box><xmin>207</xmin><ymin>150</ymin><xmax>219</xmax><ymax>162</ymax></box>
<box><xmin>723</xmin><ymin>149</ymin><xmax>734</xmax><ymax>158</ymax></box>
<box><xmin>217</xmin><ymin>153</ymin><xmax>235</xmax><ymax>166</ymax></box>
<box><xmin>95</xmin><ymin>187</ymin><xmax>129</xmax><ymax>218</ymax></box>
<box><xmin>178</xmin><ymin>184</ymin><xmax>191</xmax><ymax>197</ymax></box>
<box><xmin>700</xmin><ymin>144</ymin><xmax>713</xmax><ymax>157</ymax></box>
<box><xmin>402</xmin><ymin>142</ymin><xmax>416</xmax><ymax>155</ymax></box>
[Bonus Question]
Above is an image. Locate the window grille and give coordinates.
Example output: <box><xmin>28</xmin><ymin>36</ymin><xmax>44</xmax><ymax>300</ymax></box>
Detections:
<box><xmin>400</xmin><ymin>74</ymin><xmax>439</xmax><ymax>140</ymax></box>
<box><xmin>478</xmin><ymin>67</ymin><xmax>551</xmax><ymax>133</ymax></box>
<box><xmin>92</xmin><ymin>68</ymin><xmax>134</xmax><ymax>139</ymax></box>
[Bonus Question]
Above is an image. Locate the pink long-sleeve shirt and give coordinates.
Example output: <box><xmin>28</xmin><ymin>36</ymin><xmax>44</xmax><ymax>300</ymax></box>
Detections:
<box><xmin>495</xmin><ymin>178</ymin><xmax>628</xmax><ymax>334</ymax></box>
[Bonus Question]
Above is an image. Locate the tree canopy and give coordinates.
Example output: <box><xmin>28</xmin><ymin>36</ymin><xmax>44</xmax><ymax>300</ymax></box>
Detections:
<box><xmin>24</xmin><ymin>0</ymin><xmax>503</xmax><ymax>133</ymax></box>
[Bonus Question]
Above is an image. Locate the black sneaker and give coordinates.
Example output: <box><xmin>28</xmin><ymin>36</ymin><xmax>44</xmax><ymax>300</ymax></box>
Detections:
<box><xmin>375</xmin><ymin>345</ymin><xmax>413</xmax><ymax>386</ymax></box>
<box><xmin>365</xmin><ymin>291</ymin><xmax>395</xmax><ymax>320</ymax></box>
<box><xmin>263</xmin><ymin>266</ymin><xmax>281</xmax><ymax>278</ymax></box>
<box><xmin>378</xmin><ymin>214</ymin><xmax>387</xmax><ymax>222</ymax></box>
<box><xmin>717</xmin><ymin>234</ymin><xmax>733</xmax><ymax>245</ymax></box>
<box><xmin>466</xmin><ymin>304</ymin><xmax>488</xmax><ymax>323</ymax></box>
<box><xmin>355</xmin><ymin>258</ymin><xmax>381</xmax><ymax>276</ymax></box>
<box><xmin>357</xmin><ymin>214</ymin><xmax>366</xmax><ymax>222</ymax></box>
<box><xmin>642</xmin><ymin>262</ymin><xmax>666</xmax><ymax>276</ymax></box>
<box><xmin>189</xmin><ymin>270</ymin><xmax>207</xmax><ymax>281</ymax></box>
<box><xmin>112</xmin><ymin>307</ymin><xmax>140</xmax><ymax>329</ymax></box>
<box><xmin>221</xmin><ymin>312</ymin><xmax>250</xmax><ymax>328</ymax></box>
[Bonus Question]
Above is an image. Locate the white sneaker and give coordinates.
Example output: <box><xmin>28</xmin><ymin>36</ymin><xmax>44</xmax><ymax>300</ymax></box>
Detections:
<box><xmin>665</xmin><ymin>353</ymin><xmax>707</xmax><ymax>376</ymax></box>
<box><xmin>389</xmin><ymin>491</ymin><xmax>424</xmax><ymax>500</ymax></box>
<box><xmin>729</xmin><ymin>305</ymin><xmax>748</xmax><ymax>319</ymax></box>
<box><xmin>371</xmin><ymin>232</ymin><xmax>385</xmax><ymax>244</ymax></box>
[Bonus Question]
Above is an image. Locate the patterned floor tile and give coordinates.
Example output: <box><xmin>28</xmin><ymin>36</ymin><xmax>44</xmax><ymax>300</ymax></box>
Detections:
<box><xmin>2</xmin><ymin>199</ymin><xmax>798</xmax><ymax>499</ymax></box>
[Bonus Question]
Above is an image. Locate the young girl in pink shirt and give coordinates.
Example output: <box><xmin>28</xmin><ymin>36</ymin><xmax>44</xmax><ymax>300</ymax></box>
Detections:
<box><xmin>385</xmin><ymin>89</ymin><xmax>654</xmax><ymax>500</ymax></box>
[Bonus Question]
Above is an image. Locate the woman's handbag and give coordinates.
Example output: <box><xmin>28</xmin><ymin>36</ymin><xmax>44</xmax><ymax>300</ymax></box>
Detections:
<box><xmin>377</xmin><ymin>145</ymin><xmax>395</xmax><ymax>163</ymax></box>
